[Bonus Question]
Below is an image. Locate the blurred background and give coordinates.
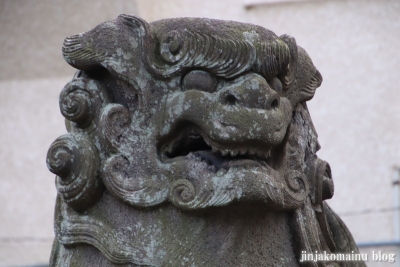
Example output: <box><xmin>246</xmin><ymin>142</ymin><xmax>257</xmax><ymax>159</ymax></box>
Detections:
<box><xmin>0</xmin><ymin>0</ymin><xmax>399</xmax><ymax>266</ymax></box>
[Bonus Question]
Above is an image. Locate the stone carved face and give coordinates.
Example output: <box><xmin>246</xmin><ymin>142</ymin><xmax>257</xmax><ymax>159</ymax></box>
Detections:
<box><xmin>47</xmin><ymin>15</ymin><xmax>350</xmax><ymax>266</ymax></box>
<box><xmin>54</xmin><ymin>14</ymin><xmax>323</xmax><ymax>210</ymax></box>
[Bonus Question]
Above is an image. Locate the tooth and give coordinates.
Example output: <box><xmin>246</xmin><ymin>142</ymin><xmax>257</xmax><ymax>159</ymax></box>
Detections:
<box><xmin>239</xmin><ymin>148</ymin><xmax>247</xmax><ymax>155</ymax></box>
<box><xmin>204</xmin><ymin>138</ymin><xmax>211</xmax><ymax>146</ymax></box>
<box><xmin>255</xmin><ymin>151</ymin><xmax>263</xmax><ymax>158</ymax></box>
<box><xmin>265</xmin><ymin>151</ymin><xmax>270</xmax><ymax>159</ymax></box>
<box><xmin>248</xmin><ymin>148</ymin><xmax>256</xmax><ymax>156</ymax></box>
<box><xmin>221</xmin><ymin>149</ymin><xmax>229</xmax><ymax>156</ymax></box>
<box><xmin>211</xmin><ymin>145</ymin><xmax>218</xmax><ymax>152</ymax></box>
<box><xmin>230</xmin><ymin>149</ymin><xmax>239</xmax><ymax>157</ymax></box>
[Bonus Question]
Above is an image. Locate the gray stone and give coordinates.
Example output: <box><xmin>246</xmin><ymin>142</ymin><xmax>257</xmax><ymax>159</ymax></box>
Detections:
<box><xmin>46</xmin><ymin>15</ymin><xmax>365</xmax><ymax>266</ymax></box>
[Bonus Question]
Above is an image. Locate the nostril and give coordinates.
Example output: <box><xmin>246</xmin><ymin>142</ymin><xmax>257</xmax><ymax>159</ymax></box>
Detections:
<box><xmin>225</xmin><ymin>94</ymin><xmax>237</xmax><ymax>105</ymax></box>
<box><xmin>271</xmin><ymin>98</ymin><xmax>279</xmax><ymax>109</ymax></box>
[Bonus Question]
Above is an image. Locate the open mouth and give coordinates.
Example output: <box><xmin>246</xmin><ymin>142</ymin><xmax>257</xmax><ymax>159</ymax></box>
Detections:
<box><xmin>159</xmin><ymin>126</ymin><xmax>272</xmax><ymax>171</ymax></box>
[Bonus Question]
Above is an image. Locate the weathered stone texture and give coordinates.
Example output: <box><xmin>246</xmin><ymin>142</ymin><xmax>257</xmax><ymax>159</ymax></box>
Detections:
<box><xmin>47</xmin><ymin>15</ymin><xmax>365</xmax><ymax>266</ymax></box>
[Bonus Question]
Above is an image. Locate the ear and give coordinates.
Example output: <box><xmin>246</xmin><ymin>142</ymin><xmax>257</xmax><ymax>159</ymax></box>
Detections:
<box><xmin>62</xmin><ymin>15</ymin><xmax>151</xmax><ymax>73</ymax></box>
<box><xmin>301</xmin><ymin>70</ymin><xmax>323</xmax><ymax>102</ymax></box>
<box><xmin>278</xmin><ymin>34</ymin><xmax>298</xmax><ymax>91</ymax></box>
<box><xmin>117</xmin><ymin>14</ymin><xmax>151</xmax><ymax>37</ymax></box>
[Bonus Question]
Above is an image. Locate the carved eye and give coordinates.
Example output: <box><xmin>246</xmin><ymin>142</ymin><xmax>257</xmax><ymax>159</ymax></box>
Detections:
<box><xmin>182</xmin><ymin>70</ymin><xmax>217</xmax><ymax>93</ymax></box>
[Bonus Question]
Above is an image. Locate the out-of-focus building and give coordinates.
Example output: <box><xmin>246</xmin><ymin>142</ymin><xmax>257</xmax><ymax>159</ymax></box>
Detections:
<box><xmin>0</xmin><ymin>0</ymin><xmax>399</xmax><ymax>266</ymax></box>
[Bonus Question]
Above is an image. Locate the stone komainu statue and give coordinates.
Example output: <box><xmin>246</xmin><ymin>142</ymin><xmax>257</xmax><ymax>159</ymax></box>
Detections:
<box><xmin>46</xmin><ymin>15</ymin><xmax>365</xmax><ymax>267</ymax></box>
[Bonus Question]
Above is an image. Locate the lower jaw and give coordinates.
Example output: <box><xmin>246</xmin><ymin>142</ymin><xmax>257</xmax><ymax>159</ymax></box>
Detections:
<box><xmin>162</xmin><ymin>149</ymin><xmax>271</xmax><ymax>172</ymax></box>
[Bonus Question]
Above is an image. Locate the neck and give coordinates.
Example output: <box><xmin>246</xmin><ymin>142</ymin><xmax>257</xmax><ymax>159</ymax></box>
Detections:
<box><xmin>158</xmin><ymin>204</ymin><xmax>299</xmax><ymax>266</ymax></box>
<box><xmin>54</xmin><ymin>194</ymin><xmax>300</xmax><ymax>267</ymax></box>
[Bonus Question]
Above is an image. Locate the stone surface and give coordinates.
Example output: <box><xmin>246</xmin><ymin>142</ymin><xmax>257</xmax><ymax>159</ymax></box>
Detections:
<box><xmin>46</xmin><ymin>15</ymin><xmax>367</xmax><ymax>266</ymax></box>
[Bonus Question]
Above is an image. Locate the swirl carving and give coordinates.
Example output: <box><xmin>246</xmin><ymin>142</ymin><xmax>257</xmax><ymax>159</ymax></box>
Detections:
<box><xmin>318</xmin><ymin>160</ymin><xmax>334</xmax><ymax>201</ymax></box>
<box><xmin>169</xmin><ymin>179</ymin><xmax>196</xmax><ymax>207</ymax></box>
<box><xmin>146</xmin><ymin>28</ymin><xmax>295</xmax><ymax>86</ymax></box>
<box><xmin>46</xmin><ymin>134</ymin><xmax>104</xmax><ymax>211</ymax></box>
<box><xmin>305</xmin><ymin>158</ymin><xmax>336</xmax><ymax>251</ymax></box>
<box><xmin>283</xmin><ymin>170</ymin><xmax>309</xmax><ymax>208</ymax></box>
<box><xmin>160</xmin><ymin>30</ymin><xmax>185</xmax><ymax>64</ymax></box>
<box><xmin>102</xmin><ymin>155</ymin><xmax>169</xmax><ymax>207</ymax></box>
<box><xmin>168</xmin><ymin>176</ymin><xmax>240</xmax><ymax>210</ymax></box>
<box><xmin>60</xmin><ymin>78</ymin><xmax>110</xmax><ymax>131</ymax></box>
<box><xmin>60</xmin><ymin>88</ymin><xmax>91</xmax><ymax>125</ymax></box>
<box><xmin>309</xmin><ymin>158</ymin><xmax>335</xmax><ymax>206</ymax></box>
<box><xmin>146</xmin><ymin>30</ymin><xmax>256</xmax><ymax>79</ymax></box>
<box><xmin>99</xmin><ymin>103</ymin><xmax>132</xmax><ymax>152</ymax></box>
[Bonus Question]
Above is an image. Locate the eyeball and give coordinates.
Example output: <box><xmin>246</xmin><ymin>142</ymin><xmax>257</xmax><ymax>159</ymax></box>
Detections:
<box><xmin>182</xmin><ymin>70</ymin><xmax>217</xmax><ymax>93</ymax></box>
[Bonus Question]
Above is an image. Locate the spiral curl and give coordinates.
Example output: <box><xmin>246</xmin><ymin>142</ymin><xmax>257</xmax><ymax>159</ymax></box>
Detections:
<box><xmin>169</xmin><ymin>179</ymin><xmax>196</xmax><ymax>208</ymax></box>
<box><xmin>60</xmin><ymin>78</ymin><xmax>109</xmax><ymax>130</ymax></box>
<box><xmin>160</xmin><ymin>30</ymin><xmax>185</xmax><ymax>64</ymax></box>
<box><xmin>283</xmin><ymin>170</ymin><xmax>309</xmax><ymax>208</ymax></box>
<box><xmin>99</xmin><ymin>103</ymin><xmax>132</xmax><ymax>151</ymax></box>
<box><xmin>46</xmin><ymin>134</ymin><xmax>104</xmax><ymax>211</ymax></box>
<box><xmin>312</xmin><ymin>158</ymin><xmax>334</xmax><ymax>205</ymax></box>
<box><xmin>102</xmin><ymin>155</ymin><xmax>169</xmax><ymax>207</ymax></box>
<box><xmin>99</xmin><ymin>103</ymin><xmax>171</xmax><ymax>207</ymax></box>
